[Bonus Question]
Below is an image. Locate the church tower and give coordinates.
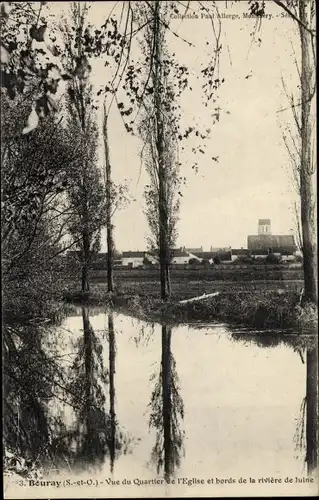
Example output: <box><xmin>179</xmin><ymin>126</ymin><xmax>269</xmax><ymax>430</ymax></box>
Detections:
<box><xmin>258</xmin><ymin>219</ymin><xmax>271</xmax><ymax>235</ymax></box>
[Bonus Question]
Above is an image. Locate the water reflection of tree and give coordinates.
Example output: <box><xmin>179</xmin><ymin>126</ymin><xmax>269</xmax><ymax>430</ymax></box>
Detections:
<box><xmin>66</xmin><ymin>308</ymin><xmax>132</xmax><ymax>472</ymax></box>
<box><xmin>133</xmin><ymin>321</ymin><xmax>155</xmax><ymax>348</ymax></box>
<box><xmin>108</xmin><ymin>312</ymin><xmax>116</xmax><ymax>472</ymax></box>
<box><xmin>67</xmin><ymin>307</ymin><xmax>110</xmax><ymax>468</ymax></box>
<box><xmin>3</xmin><ymin>322</ymin><xmax>68</xmax><ymax>470</ymax></box>
<box><xmin>3</xmin><ymin>308</ymin><xmax>137</xmax><ymax>476</ymax></box>
<box><xmin>306</xmin><ymin>346</ymin><xmax>318</xmax><ymax>475</ymax></box>
<box><xmin>295</xmin><ymin>345</ymin><xmax>318</xmax><ymax>476</ymax></box>
<box><xmin>148</xmin><ymin>325</ymin><xmax>184</xmax><ymax>480</ymax></box>
<box><xmin>230</xmin><ymin>329</ymin><xmax>318</xmax><ymax>476</ymax></box>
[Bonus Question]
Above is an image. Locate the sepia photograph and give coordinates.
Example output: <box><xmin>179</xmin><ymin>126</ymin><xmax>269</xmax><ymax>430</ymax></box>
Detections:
<box><xmin>1</xmin><ymin>0</ymin><xmax>318</xmax><ymax>498</ymax></box>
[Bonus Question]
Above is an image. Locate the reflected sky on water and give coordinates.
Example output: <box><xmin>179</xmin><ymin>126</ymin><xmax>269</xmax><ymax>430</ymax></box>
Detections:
<box><xmin>51</xmin><ymin>307</ymin><xmax>311</xmax><ymax>480</ymax></box>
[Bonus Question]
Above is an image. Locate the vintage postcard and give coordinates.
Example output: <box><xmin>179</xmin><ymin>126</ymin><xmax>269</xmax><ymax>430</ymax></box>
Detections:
<box><xmin>1</xmin><ymin>0</ymin><xmax>318</xmax><ymax>498</ymax></box>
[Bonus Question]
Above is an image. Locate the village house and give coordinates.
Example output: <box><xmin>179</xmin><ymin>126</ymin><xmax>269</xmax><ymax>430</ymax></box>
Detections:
<box><xmin>184</xmin><ymin>246</ymin><xmax>203</xmax><ymax>254</ymax></box>
<box><xmin>193</xmin><ymin>248</ymin><xmax>232</xmax><ymax>264</ymax></box>
<box><xmin>143</xmin><ymin>248</ymin><xmax>201</xmax><ymax>265</ymax></box>
<box><xmin>209</xmin><ymin>246</ymin><xmax>230</xmax><ymax>253</ymax></box>
<box><xmin>250</xmin><ymin>249</ymin><xmax>269</xmax><ymax>259</ymax></box>
<box><xmin>121</xmin><ymin>251</ymin><xmax>158</xmax><ymax>267</ymax></box>
<box><xmin>270</xmin><ymin>247</ymin><xmax>297</xmax><ymax>262</ymax></box>
<box><xmin>171</xmin><ymin>248</ymin><xmax>194</xmax><ymax>264</ymax></box>
<box><xmin>122</xmin><ymin>251</ymin><xmax>145</xmax><ymax>268</ymax></box>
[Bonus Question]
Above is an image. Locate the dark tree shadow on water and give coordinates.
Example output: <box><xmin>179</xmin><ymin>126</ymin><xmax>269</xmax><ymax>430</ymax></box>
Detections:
<box><xmin>63</xmin><ymin>308</ymin><xmax>134</xmax><ymax>473</ymax></box>
<box><xmin>148</xmin><ymin>325</ymin><xmax>185</xmax><ymax>481</ymax></box>
<box><xmin>305</xmin><ymin>346</ymin><xmax>318</xmax><ymax>475</ymax></box>
<box><xmin>3</xmin><ymin>308</ymin><xmax>136</xmax><ymax>478</ymax></box>
<box><xmin>3</xmin><ymin>322</ymin><xmax>69</xmax><ymax>476</ymax></box>
<box><xmin>107</xmin><ymin>312</ymin><xmax>117</xmax><ymax>473</ymax></box>
<box><xmin>294</xmin><ymin>345</ymin><xmax>318</xmax><ymax>477</ymax></box>
<box><xmin>63</xmin><ymin>307</ymin><xmax>109</xmax><ymax>469</ymax></box>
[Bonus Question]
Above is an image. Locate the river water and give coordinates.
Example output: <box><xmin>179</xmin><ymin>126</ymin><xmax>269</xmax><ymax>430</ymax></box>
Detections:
<box><xmin>5</xmin><ymin>306</ymin><xmax>318</xmax><ymax>498</ymax></box>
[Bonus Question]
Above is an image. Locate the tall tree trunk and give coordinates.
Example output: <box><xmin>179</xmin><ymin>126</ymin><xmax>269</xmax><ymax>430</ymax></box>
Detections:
<box><xmin>79</xmin><ymin>77</ymin><xmax>91</xmax><ymax>294</ymax></box>
<box><xmin>159</xmin><ymin>178</ymin><xmax>169</xmax><ymax>300</ymax></box>
<box><xmin>154</xmin><ymin>0</ymin><xmax>169</xmax><ymax>301</ymax></box>
<box><xmin>103</xmin><ymin>107</ymin><xmax>114</xmax><ymax>293</ymax></box>
<box><xmin>108</xmin><ymin>313</ymin><xmax>116</xmax><ymax>472</ymax></box>
<box><xmin>306</xmin><ymin>345</ymin><xmax>318</xmax><ymax>475</ymax></box>
<box><xmin>299</xmin><ymin>0</ymin><xmax>317</xmax><ymax>304</ymax></box>
<box><xmin>82</xmin><ymin>306</ymin><xmax>93</xmax><ymax>456</ymax></box>
<box><xmin>81</xmin><ymin>229</ymin><xmax>90</xmax><ymax>293</ymax></box>
<box><xmin>162</xmin><ymin>325</ymin><xmax>172</xmax><ymax>480</ymax></box>
<box><xmin>165</xmin><ymin>263</ymin><xmax>171</xmax><ymax>297</ymax></box>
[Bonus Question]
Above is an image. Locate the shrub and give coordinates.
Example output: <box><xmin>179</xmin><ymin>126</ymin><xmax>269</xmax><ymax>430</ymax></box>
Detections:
<box><xmin>265</xmin><ymin>253</ymin><xmax>282</xmax><ymax>264</ymax></box>
<box><xmin>189</xmin><ymin>258</ymin><xmax>199</xmax><ymax>265</ymax></box>
<box><xmin>202</xmin><ymin>258</ymin><xmax>211</xmax><ymax>268</ymax></box>
<box><xmin>233</xmin><ymin>255</ymin><xmax>253</xmax><ymax>265</ymax></box>
<box><xmin>254</xmin><ymin>257</ymin><xmax>267</xmax><ymax>264</ymax></box>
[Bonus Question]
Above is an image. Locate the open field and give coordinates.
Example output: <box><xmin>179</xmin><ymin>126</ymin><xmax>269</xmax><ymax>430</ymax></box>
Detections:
<box><xmin>86</xmin><ymin>267</ymin><xmax>304</xmax><ymax>300</ymax></box>
<box><xmin>91</xmin><ymin>267</ymin><xmax>304</xmax><ymax>281</ymax></box>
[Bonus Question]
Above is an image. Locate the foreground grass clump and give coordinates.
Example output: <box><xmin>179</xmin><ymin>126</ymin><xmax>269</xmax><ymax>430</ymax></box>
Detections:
<box><xmin>201</xmin><ymin>290</ymin><xmax>301</xmax><ymax>329</ymax></box>
<box><xmin>156</xmin><ymin>291</ymin><xmax>295</xmax><ymax>327</ymax></box>
<box><xmin>65</xmin><ymin>284</ymin><xmax>317</xmax><ymax>333</ymax></box>
<box><xmin>112</xmin><ymin>289</ymin><xmax>317</xmax><ymax>333</ymax></box>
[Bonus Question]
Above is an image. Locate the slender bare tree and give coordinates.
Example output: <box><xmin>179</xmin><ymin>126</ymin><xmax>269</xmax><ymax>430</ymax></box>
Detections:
<box><xmin>102</xmin><ymin>104</ymin><xmax>115</xmax><ymax>293</ymax></box>
<box><xmin>136</xmin><ymin>1</ymin><xmax>181</xmax><ymax>300</ymax></box>
<box><xmin>236</xmin><ymin>0</ymin><xmax>317</xmax><ymax>304</ymax></box>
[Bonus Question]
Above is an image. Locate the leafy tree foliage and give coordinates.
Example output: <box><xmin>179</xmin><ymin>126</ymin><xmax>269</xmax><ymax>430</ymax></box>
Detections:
<box><xmin>1</xmin><ymin>6</ymin><xmax>94</xmax><ymax>469</ymax></box>
<box><xmin>1</xmin><ymin>89</ymin><xmax>79</xmax><ymax>323</ymax></box>
<box><xmin>59</xmin><ymin>3</ymin><xmax>107</xmax><ymax>292</ymax></box>
<box><xmin>1</xmin><ymin>2</ymin><xmax>63</xmax><ymax>130</ymax></box>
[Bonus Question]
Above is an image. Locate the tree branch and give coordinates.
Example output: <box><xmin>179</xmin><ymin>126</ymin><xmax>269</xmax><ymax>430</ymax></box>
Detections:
<box><xmin>273</xmin><ymin>0</ymin><xmax>316</xmax><ymax>37</ymax></box>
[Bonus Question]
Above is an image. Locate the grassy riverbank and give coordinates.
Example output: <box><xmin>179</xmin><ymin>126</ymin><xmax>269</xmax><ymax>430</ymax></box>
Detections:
<box><xmin>64</xmin><ymin>285</ymin><xmax>317</xmax><ymax>334</ymax></box>
<box><xmin>118</xmin><ymin>291</ymin><xmax>316</xmax><ymax>333</ymax></box>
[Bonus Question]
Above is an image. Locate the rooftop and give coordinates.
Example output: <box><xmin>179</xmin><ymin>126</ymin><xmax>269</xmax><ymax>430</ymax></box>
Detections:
<box><xmin>122</xmin><ymin>251</ymin><xmax>145</xmax><ymax>258</ymax></box>
<box><xmin>171</xmin><ymin>248</ymin><xmax>190</xmax><ymax>257</ymax></box>
<box><xmin>193</xmin><ymin>250</ymin><xmax>232</xmax><ymax>260</ymax></box>
<box><xmin>185</xmin><ymin>247</ymin><xmax>203</xmax><ymax>253</ymax></box>
<box><xmin>232</xmin><ymin>248</ymin><xmax>250</xmax><ymax>255</ymax></box>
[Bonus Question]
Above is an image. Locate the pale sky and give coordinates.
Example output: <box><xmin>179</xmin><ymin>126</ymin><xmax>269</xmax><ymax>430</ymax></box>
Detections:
<box><xmin>46</xmin><ymin>1</ymin><xmax>302</xmax><ymax>252</ymax></box>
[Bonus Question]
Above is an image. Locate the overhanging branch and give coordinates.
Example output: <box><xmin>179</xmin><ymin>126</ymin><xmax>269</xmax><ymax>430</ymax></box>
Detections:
<box><xmin>273</xmin><ymin>0</ymin><xmax>316</xmax><ymax>37</ymax></box>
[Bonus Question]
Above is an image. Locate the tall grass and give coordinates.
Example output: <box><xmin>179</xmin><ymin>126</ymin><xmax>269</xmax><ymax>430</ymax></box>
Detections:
<box><xmin>111</xmin><ymin>290</ymin><xmax>317</xmax><ymax>333</ymax></box>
